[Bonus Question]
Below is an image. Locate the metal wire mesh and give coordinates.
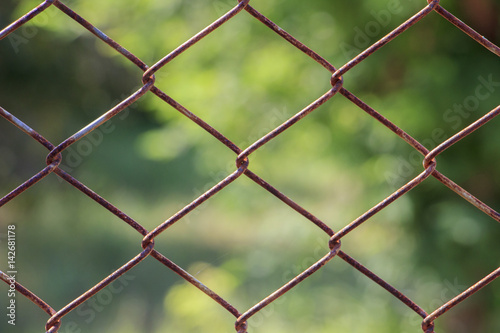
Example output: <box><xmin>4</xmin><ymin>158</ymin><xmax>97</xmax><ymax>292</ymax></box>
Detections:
<box><xmin>1</xmin><ymin>1</ymin><xmax>499</xmax><ymax>332</ymax></box>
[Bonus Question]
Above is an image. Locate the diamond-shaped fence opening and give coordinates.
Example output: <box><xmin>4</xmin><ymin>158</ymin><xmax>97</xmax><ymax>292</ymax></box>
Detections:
<box><xmin>1</xmin><ymin>1</ymin><xmax>499</xmax><ymax>332</ymax></box>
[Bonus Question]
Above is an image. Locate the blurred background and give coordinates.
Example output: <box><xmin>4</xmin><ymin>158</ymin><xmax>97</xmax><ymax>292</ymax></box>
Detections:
<box><xmin>0</xmin><ymin>0</ymin><xmax>499</xmax><ymax>332</ymax></box>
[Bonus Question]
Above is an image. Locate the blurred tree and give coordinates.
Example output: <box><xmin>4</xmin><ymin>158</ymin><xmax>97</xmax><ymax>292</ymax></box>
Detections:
<box><xmin>0</xmin><ymin>1</ymin><xmax>498</xmax><ymax>333</ymax></box>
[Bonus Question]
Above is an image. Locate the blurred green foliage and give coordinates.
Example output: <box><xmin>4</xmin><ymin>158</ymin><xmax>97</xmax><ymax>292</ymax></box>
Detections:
<box><xmin>0</xmin><ymin>0</ymin><xmax>499</xmax><ymax>332</ymax></box>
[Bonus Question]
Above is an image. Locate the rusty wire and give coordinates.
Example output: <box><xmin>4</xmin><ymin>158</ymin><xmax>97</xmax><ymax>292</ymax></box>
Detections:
<box><xmin>1</xmin><ymin>0</ymin><xmax>499</xmax><ymax>332</ymax></box>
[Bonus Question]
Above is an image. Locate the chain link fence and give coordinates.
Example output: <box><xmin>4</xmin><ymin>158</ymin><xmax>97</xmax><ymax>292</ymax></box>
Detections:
<box><xmin>1</xmin><ymin>0</ymin><xmax>499</xmax><ymax>332</ymax></box>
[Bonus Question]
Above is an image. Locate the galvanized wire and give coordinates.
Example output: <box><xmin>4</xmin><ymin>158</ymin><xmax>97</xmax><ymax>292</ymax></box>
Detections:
<box><xmin>1</xmin><ymin>1</ymin><xmax>499</xmax><ymax>332</ymax></box>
